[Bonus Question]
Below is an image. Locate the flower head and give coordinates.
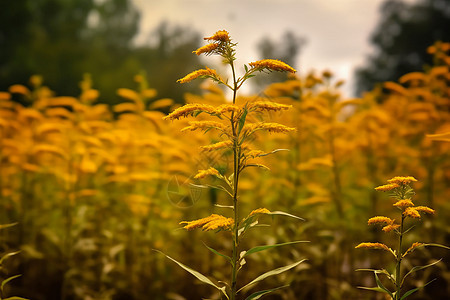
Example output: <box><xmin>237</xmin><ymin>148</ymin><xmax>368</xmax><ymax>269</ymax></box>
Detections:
<box><xmin>163</xmin><ymin>103</ymin><xmax>216</xmax><ymax>120</ymax></box>
<box><xmin>374</xmin><ymin>183</ymin><xmax>400</xmax><ymax>192</ymax></box>
<box><xmin>368</xmin><ymin>216</ymin><xmax>395</xmax><ymax>226</ymax></box>
<box><xmin>414</xmin><ymin>206</ymin><xmax>435</xmax><ymax>215</ymax></box>
<box><xmin>393</xmin><ymin>199</ymin><xmax>415</xmax><ymax>210</ymax></box>
<box><xmin>248</xmin><ymin>101</ymin><xmax>292</xmax><ymax>112</ymax></box>
<box><xmin>204</xmin><ymin>30</ymin><xmax>231</xmax><ymax>42</ymax></box>
<box><xmin>200</xmin><ymin>140</ymin><xmax>233</xmax><ymax>152</ymax></box>
<box><xmin>180</xmin><ymin>214</ymin><xmax>233</xmax><ymax>231</ymax></box>
<box><xmin>249</xmin><ymin>59</ymin><xmax>296</xmax><ymax>73</ymax></box>
<box><xmin>403</xmin><ymin>242</ymin><xmax>424</xmax><ymax>257</ymax></box>
<box><xmin>243</xmin><ymin>122</ymin><xmax>296</xmax><ymax>134</ymax></box>
<box><xmin>181</xmin><ymin>120</ymin><xmax>227</xmax><ymax>132</ymax></box>
<box><xmin>404</xmin><ymin>207</ymin><xmax>421</xmax><ymax>219</ymax></box>
<box><xmin>387</xmin><ymin>176</ymin><xmax>418</xmax><ymax>185</ymax></box>
<box><xmin>193</xmin><ymin>43</ymin><xmax>220</xmax><ymax>56</ymax></box>
<box><xmin>355</xmin><ymin>242</ymin><xmax>392</xmax><ymax>253</ymax></box>
<box><xmin>382</xmin><ymin>224</ymin><xmax>400</xmax><ymax>232</ymax></box>
<box><xmin>177</xmin><ymin>67</ymin><xmax>222</xmax><ymax>84</ymax></box>
<box><xmin>194</xmin><ymin>167</ymin><xmax>220</xmax><ymax>179</ymax></box>
<box><xmin>249</xmin><ymin>208</ymin><xmax>271</xmax><ymax>217</ymax></box>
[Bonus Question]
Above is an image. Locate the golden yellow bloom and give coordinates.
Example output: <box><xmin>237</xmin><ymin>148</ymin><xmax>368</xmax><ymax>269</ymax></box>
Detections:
<box><xmin>414</xmin><ymin>206</ymin><xmax>435</xmax><ymax>215</ymax></box>
<box><xmin>403</xmin><ymin>242</ymin><xmax>424</xmax><ymax>257</ymax></box>
<box><xmin>393</xmin><ymin>199</ymin><xmax>415</xmax><ymax>209</ymax></box>
<box><xmin>249</xmin><ymin>208</ymin><xmax>271</xmax><ymax>216</ymax></box>
<box><xmin>177</xmin><ymin>67</ymin><xmax>221</xmax><ymax>84</ymax></box>
<box><xmin>387</xmin><ymin>176</ymin><xmax>418</xmax><ymax>185</ymax></box>
<box><xmin>193</xmin><ymin>43</ymin><xmax>220</xmax><ymax>55</ymax></box>
<box><xmin>194</xmin><ymin>167</ymin><xmax>220</xmax><ymax>179</ymax></box>
<box><xmin>244</xmin><ymin>122</ymin><xmax>296</xmax><ymax>134</ymax></box>
<box><xmin>355</xmin><ymin>242</ymin><xmax>391</xmax><ymax>252</ymax></box>
<box><xmin>200</xmin><ymin>140</ymin><xmax>233</xmax><ymax>152</ymax></box>
<box><xmin>180</xmin><ymin>214</ymin><xmax>233</xmax><ymax>231</ymax></box>
<box><xmin>249</xmin><ymin>59</ymin><xmax>296</xmax><ymax>73</ymax></box>
<box><xmin>367</xmin><ymin>216</ymin><xmax>394</xmax><ymax>226</ymax></box>
<box><xmin>163</xmin><ymin>103</ymin><xmax>216</xmax><ymax>120</ymax></box>
<box><xmin>9</xmin><ymin>84</ymin><xmax>30</xmax><ymax>96</ymax></box>
<box><xmin>382</xmin><ymin>224</ymin><xmax>400</xmax><ymax>232</ymax></box>
<box><xmin>215</xmin><ymin>104</ymin><xmax>241</xmax><ymax>115</ymax></box>
<box><xmin>404</xmin><ymin>207</ymin><xmax>421</xmax><ymax>219</ymax></box>
<box><xmin>374</xmin><ymin>183</ymin><xmax>400</xmax><ymax>192</ymax></box>
<box><xmin>204</xmin><ymin>30</ymin><xmax>230</xmax><ymax>42</ymax></box>
<box><xmin>181</xmin><ymin>121</ymin><xmax>227</xmax><ymax>132</ymax></box>
<box><xmin>248</xmin><ymin>101</ymin><xmax>292</xmax><ymax>112</ymax></box>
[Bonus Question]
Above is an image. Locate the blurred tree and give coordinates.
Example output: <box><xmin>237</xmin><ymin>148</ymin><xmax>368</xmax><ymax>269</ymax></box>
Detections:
<box><xmin>253</xmin><ymin>31</ymin><xmax>307</xmax><ymax>91</ymax></box>
<box><xmin>0</xmin><ymin>0</ymin><xmax>202</xmax><ymax>104</ymax></box>
<box><xmin>355</xmin><ymin>0</ymin><xmax>450</xmax><ymax>95</ymax></box>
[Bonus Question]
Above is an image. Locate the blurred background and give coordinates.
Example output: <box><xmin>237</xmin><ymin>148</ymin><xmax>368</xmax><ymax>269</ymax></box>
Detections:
<box><xmin>0</xmin><ymin>0</ymin><xmax>449</xmax><ymax>300</ymax></box>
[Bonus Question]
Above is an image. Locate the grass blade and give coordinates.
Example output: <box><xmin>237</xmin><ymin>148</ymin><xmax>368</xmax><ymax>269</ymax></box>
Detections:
<box><xmin>243</xmin><ymin>241</ymin><xmax>309</xmax><ymax>258</ymax></box>
<box><xmin>244</xmin><ymin>285</ymin><xmax>289</xmax><ymax>300</ymax></box>
<box><xmin>237</xmin><ymin>259</ymin><xmax>306</xmax><ymax>293</ymax></box>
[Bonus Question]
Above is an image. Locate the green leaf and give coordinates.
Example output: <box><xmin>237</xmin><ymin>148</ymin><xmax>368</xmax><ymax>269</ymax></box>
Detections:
<box><xmin>399</xmin><ymin>278</ymin><xmax>436</xmax><ymax>300</ymax></box>
<box><xmin>0</xmin><ymin>251</ymin><xmax>21</xmax><ymax>265</ymax></box>
<box><xmin>0</xmin><ymin>223</ymin><xmax>18</xmax><ymax>231</ymax></box>
<box><xmin>4</xmin><ymin>297</ymin><xmax>31</xmax><ymax>300</ymax></box>
<box><xmin>155</xmin><ymin>250</ymin><xmax>229</xmax><ymax>299</ymax></box>
<box><xmin>401</xmin><ymin>259</ymin><xmax>441</xmax><ymax>287</ymax></box>
<box><xmin>1</xmin><ymin>275</ymin><xmax>21</xmax><ymax>291</ymax></box>
<box><xmin>203</xmin><ymin>243</ymin><xmax>232</xmax><ymax>265</ymax></box>
<box><xmin>244</xmin><ymin>64</ymin><xmax>249</xmax><ymax>73</ymax></box>
<box><xmin>238</xmin><ymin>107</ymin><xmax>248</xmax><ymax>135</ymax></box>
<box><xmin>373</xmin><ymin>271</ymin><xmax>394</xmax><ymax>298</ymax></box>
<box><xmin>269</xmin><ymin>211</ymin><xmax>305</xmax><ymax>221</ymax></box>
<box><xmin>214</xmin><ymin>204</ymin><xmax>234</xmax><ymax>209</ymax></box>
<box><xmin>237</xmin><ymin>259</ymin><xmax>306</xmax><ymax>293</ymax></box>
<box><xmin>244</xmin><ymin>285</ymin><xmax>289</xmax><ymax>300</ymax></box>
<box><xmin>243</xmin><ymin>241</ymin><xmax>309</xmax><ymax>258</ymax></box>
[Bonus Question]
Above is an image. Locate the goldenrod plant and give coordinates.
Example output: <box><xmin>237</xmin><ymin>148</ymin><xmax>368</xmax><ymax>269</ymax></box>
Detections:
<box><xmin>162</xmin><ymin>30</ymin><xmax>307</xmax><ymax>300</ymax></box>
<box><xmin>356</xmin><ymin>176</ymin><xmax>449</xmax><ymax>300</ymax></box>
<box><xmin>0</xmin><ymin>223</ymin><xmax>28</xmax><ymax>300</ymax></box>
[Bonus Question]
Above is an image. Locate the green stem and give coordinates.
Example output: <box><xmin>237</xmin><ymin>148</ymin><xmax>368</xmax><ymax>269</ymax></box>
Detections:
<box><xmin>230</xmin><ymin>60</ymin><xmax>240</xmax><ymax>300</ymax></box>
<box><xmin>395</xmin><ymin>215</ymin><xmax>405</xmax><ymax>300</ymax></box>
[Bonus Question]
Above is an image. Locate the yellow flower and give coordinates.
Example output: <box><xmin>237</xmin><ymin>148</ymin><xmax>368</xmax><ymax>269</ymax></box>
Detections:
<box><xmin>163</xmin><ymin>103</ymin><xmax>216</xmax><ymax>120</ymax></box>
<box><xmin>249</xmin><ymin>208</ymin><xmax>271</xmax><ymax>216</ymax></box>
<box><xmin>367</xmin><ymin>216</ymin><xmax>394</xmax><ymax>226</ymax></box>
<box><xmin>382</xmin><ymin>224</ymin><xmax>400</xmax><ymax>232</ymax></box>
<box><xmin>204</xmin><ymin>30</ymin><xmax>231</xmax><ymax>42</ymax></box>
<box><xmin>193</xmin><ymin>43</ymin><xmax>220</xmax><ymax>56</ymax></box>
<box><xmin>244</xmin><ymin>122</ymin><xmax>296</xmax><ymax>134</ymax></box>
<box><xmin>215</xmin><ymin>104</ymin><xmax>241</xmax><ymax>115</ymax></box>
<box><xmin>374</xmin><ymin>183</ymin><xmax>400</xmax><ymax>192</ymax></box>
<box><xmin>248</xmin><ymin>101</ymin><xmax>292</xmax><ymax>112</ymax></box>
<box><xmin>403</xmin><ymin>242</ymin><xmax>424</xmax><ymax>257</ymax></box>
<box><xmin>355</xmin><ymin>242</ymin><xmax>391</xmax><ymax>253</ymax></box>
<box><xmin>180</xmin><ymin>214</ymin><xmax>233</xmax><ymax>231</ymax></box>
<box><xmin>181</xmin><ymin>121</ymin><xmax>227</xmax><ymax>132</ymax></box>
<box><xmin>414</xmin><ymin>206</ymin><xmax>435</xmax><ymax>215</ymax></box>
<box><xmin>393</xmin><ymin>199</ymin><xmax>415</xmax><ymax>209</ymax></box>
<box><xmin>249</xmin><ymin>59</ymin><xmax>296</xmax><ymax>73</ymax></box>
<box><xmin>177</xmin><ymin>67</ymin><xmax>222</xmax><ymax>84</ymax></box>
<box><xmin>194</xmin><ymin>167</ymin><xmax>220</xmax><ymax>179</ymax></box>
<box><xmin>404</xmin><ymin>207</ymin><xmax>421</xmax><ymax>219</ymax></box>
<box><xmin>200</xmin><ymin>140</ymin><xmax>233</xmax><ymax>152</ymax></box>
<box><xmin>387</xmin><ymin>176</ymin><xmax>418</xmax><ymax>185</ymax></box>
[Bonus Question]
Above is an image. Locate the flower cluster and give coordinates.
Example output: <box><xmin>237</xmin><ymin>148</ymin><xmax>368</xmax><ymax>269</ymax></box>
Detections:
<box><xmin>180</xmin><ymin>214</ymin><xmax>234</xmax><ymax>231</ymax></box>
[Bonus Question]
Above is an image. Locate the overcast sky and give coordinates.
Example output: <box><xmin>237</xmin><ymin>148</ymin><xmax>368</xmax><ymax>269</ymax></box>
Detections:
<box><xmin>132</xmin><ymin>0</ymin><xmax>416</xmax><ymax>97</ymax></box>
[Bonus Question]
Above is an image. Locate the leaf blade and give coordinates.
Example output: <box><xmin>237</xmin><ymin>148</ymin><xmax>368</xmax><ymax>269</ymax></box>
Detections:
<box><xmin>243</xmin><ymin>241</ymin><xmax>309</xmax><ymax>258</ymax></box>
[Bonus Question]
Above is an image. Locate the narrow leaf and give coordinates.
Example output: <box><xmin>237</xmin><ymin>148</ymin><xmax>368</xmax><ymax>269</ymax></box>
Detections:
<box><xmin>1</xmin><ymin>275</ymin><xmax>21</xmax><ymax>291</ymax></box>
<box><xmin>203</xmin><ymin>243</ymin><xmax>232</xmax><ymax>265</ymax></box>
<box><xmin>155</xmin><ymin>250</ymin><xmax>229</xmax><ymax>299</ymax></box>
<box><xmin>214</xmin><ymin>204</ymin><xmax>234</xmax><ymax>209</ymax></box>
<box><xmin>238</xmin><ymin>107</ymin><xmax>248</xmax><ymax>135</ymax></box>
<box><xmin>243</xmin><ymin>241</ymin><xmax>309</xmax><ymax>258</ymax></box>
<box><xmin>0</xmin><ymin>251</ymin><xmax>21</xmax><ymax>265</ymax></box>
<box><xmin>237</xmin><ymin>259</ymin><xmax>306</xmax><ymax>293</ymax></box>
<box><xmin>401</xmin><ymin>259</ymin><xmax>441</xmax><ymax>287</ymax></box>
<box><xmin>269</xmin><ymin>211</ymin><xmax>305</xmax><ymax>221</ymax></box>
<box><xmin>0</xmin><ymin>223</ymin><xmax>18</xmax><ymax>230</ymax></box>
<box><xmin>4</xmin><ymin>297</ymin><xmax>31</xmax><ymax>300</ymax></box>
<box><xmin>245</xmin><ymin>285</ymin><xmax>289</xmax><ymax>300</ymax></box>
<box><xmin>399</xmin><ymin>278</ymin><xmax>436</xmax><ymax>300</ymax></box>
<box><xmin>374</xmin><ymin>271</ymin><xmax>394</xmax><ymax>298</ymax></box>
